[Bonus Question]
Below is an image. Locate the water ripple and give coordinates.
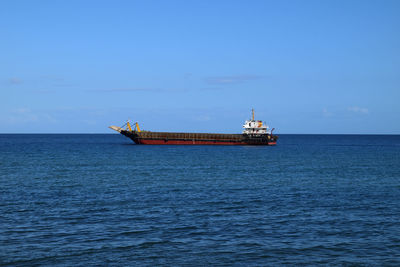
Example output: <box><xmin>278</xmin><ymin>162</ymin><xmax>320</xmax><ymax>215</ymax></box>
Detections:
<box><xmin>0</xmin><ymin>134</ymin><xmax>399</xmax><ymax>265</ymax></box>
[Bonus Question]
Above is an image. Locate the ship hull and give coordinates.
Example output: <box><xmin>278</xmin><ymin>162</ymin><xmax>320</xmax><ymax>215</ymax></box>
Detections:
<box><xmin>120</xmin><ymin>130</ymin><xmax>277</xmax><ymax>146</ymax></box>
<box><xmin>137</xmin><ymin>139</ymin><xmax>277</xmax><ymax>145</ymax></box>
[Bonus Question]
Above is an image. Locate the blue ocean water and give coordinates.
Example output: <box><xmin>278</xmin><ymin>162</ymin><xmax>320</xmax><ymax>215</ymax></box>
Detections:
<box><xmin>1</xmin><ymin>134</ymin><xmax>399</xmax><ymax>266</ymax></box>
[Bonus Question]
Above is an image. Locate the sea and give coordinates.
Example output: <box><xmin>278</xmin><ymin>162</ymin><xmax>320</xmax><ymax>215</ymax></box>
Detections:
<box><xmin>1</xmin><ymin>134</ymin><xmax>399</xmax><ymax>266</ymax></box>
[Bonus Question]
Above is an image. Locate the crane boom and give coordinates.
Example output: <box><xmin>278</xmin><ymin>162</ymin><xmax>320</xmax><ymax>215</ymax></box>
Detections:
<box><xmin>135</xmin><ymin>122</ymin><xmax>141</xmax><ymax>132</ymax></box>
<box><xmin>126</xmin><ymin>121</ymin><xmax>132</xmax><ymax>131</ymax></box>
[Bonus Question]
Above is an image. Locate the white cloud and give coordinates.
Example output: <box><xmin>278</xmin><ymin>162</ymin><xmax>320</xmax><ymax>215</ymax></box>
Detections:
<box><xmin>322</xmin><ymin>108</ymin><xmax>333</xmax><ymax>117</ymax></box>
<box><xmin>348</xmin><ymin>106</ymin><xmax>369</xmax><ymax>114</ymax></box>
<box><xmin>204</xmin><ymin>75</ymin><xmax>263</xmax><ymax>85</ymax></box>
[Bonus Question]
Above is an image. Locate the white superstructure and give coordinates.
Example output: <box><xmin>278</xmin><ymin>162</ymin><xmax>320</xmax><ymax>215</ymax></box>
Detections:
<box><xmin>242</xmin><ymin>109</ymin><xmax>271</xmax><ymax>135</ymax></box>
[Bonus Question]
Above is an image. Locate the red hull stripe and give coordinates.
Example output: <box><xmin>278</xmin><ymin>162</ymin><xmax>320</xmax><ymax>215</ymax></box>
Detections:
<box><xmin>136</xmin><ymin>139</ymin><xmax>276</xmax><ymax>146</ymax></box>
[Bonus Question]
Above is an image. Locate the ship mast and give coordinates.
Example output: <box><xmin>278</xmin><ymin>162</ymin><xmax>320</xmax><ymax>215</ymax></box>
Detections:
<box><xmin>252</xmin><ymin>108</ymin><xmax>255</xmax><ymax>121</ymax></box>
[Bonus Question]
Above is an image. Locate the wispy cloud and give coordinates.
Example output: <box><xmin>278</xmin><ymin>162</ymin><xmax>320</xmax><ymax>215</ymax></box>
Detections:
<box><xmin>7</xmin><ymin>108</ymin><xmax>38</xmax><ymax>123</ymax></box>
<box><xmin>39</xmin><ymin>75</ymin><xmax>73</xmax><ymax>87</ymax></box>
<box><xmin>40</xmin><ymin>75</ymin><xmax>65</xmax><ymax>82</ymax></box>
<box><xmin>3</xmin><ymin>108</ymin><xmax>58</xmax><ymax>124</ymax></box>
<box><xmin>195</xmin><ymin>115</ymin><xmax>211</xmax><ymax>121</ymax></box>
<box><xmin>322</xmin><ymin>108</ymin><xmax>333</xmax><ymax>117</ymax></box>
<box><xmin>348</xmin><ymin>106</ymin><xmax>369</xmax><ymax>114</ymax></box>
<box><xmin>8</xmin><ymin>77</ymin><xmax>22</xmax><ymax>84</ymax></box>
<box><xmin>204</xmin><ymin>75</ymin><xmax>263</xmax><ymax>85</ymax></box>
<box><xmin>200</xmin><ymin>87</ymin><xmax>225</xmax><ymax>91</ymax></box>
<box><xmin>31</xmin><ymin>89</ymin><xmax>54</xmax><ymax>94</ymax></box>
<box><xmin>5</xmin><ymin>75</ymin><xmax>74</xmax><ymax>89</ymax></box>
<box><xmin>86</xmin><ymin>88</ymin><xmax>159</xmax><ymax>93</ymax></box>
<box><xmin>184</xmin><ymin>73</ymin><xmax>193</xmax><ymax>79</ymax></box>
<box><xmin>14</xmin><ymin>108</ymin><xmax>32</xmax><ymax>114</ymax></box>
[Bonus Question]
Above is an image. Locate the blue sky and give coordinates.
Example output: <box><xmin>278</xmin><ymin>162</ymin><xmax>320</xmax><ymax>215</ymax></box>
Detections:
<box><xmin>1</xmin><ymin>0</ymin><xmax>399</xmax><ymax>133</ymax></box>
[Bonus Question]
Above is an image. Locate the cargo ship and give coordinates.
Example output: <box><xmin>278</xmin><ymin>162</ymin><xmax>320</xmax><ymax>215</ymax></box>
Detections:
<box><xmin>109</xmin><ymin>109</ymin><xmax>278</xmax><ymax>145</ymax></box>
